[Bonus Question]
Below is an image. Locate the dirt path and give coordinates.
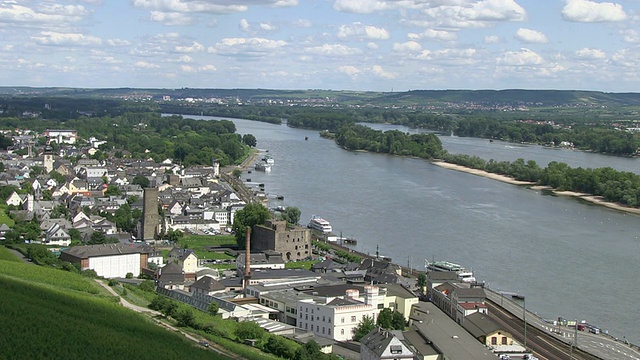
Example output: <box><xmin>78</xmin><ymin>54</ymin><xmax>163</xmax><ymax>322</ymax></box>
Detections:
<box><xmin>94</xmin><ymin>280</ymin><xmax>243</xmax><ymax>359</ymax></box>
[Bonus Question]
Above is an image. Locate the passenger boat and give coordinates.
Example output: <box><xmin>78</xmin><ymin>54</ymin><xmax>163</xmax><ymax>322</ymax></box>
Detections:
<box><xmin>262</xmin><ymin>154</ymin><xmax>275</xmax><ymax>165</ymax></box>
<box><xmin>307</xmin><ymin>215</ymin><xmax>332</xmax><ymax>233</ymax></box>
<box><xmin>426</xmin><ymin>260</ymin><xmax>476</xmax><ymax>283</ymax></box>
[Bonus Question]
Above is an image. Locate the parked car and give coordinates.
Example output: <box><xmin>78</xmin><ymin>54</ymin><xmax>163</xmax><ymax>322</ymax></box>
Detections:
<box><xmin>198</xmin><ymin>340</ymin><xmax>209</xmax><ymax>347</ymax></box>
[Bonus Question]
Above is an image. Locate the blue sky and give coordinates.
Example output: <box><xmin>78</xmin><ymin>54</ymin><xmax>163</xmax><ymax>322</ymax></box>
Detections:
<box><xmin>1</xmin><ymin>0</ymin><xmax>639</xmax><ymax>92</ymax></box>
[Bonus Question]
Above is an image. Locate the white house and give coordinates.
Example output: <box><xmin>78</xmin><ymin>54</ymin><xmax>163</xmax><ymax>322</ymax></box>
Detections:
<box><xmin>5</xmin><ymin>191</ymin><xmax>23</xmax><ymax>207</ymax></box>
<box><xmin>297</xmin><ymin>286</ymin><xmax>382</xmax><ymax>341</ymax></box>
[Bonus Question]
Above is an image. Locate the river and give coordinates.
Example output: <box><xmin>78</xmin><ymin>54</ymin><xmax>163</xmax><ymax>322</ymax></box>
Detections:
<box><xmin>181</xmin><ymin>115</ymin><xmax>640</xmax><ymax>342</ymax></box>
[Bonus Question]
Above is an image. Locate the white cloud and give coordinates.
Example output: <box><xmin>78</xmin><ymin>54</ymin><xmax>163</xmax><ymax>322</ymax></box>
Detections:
<box><xmin>210</xmin><ymin>37</ymin><xmax>287</xmax><ymax>56</ymax></box>
<box><xmin>333</xmin><ymin>0</ymin><xmax>394</xmax><ymax>14</ymax></box>
<box><xmin>338</xmin><ymin>65</ymin><xmax>361</xmax><ymax>77</ymax></box>
<box><xmin>515</xmin><ymin>28</ymin><xmax>548</xmax><ymax>44</ymax></box>
<box><xmin>260</xmin><ymin>22</ymin><xmax>277</xmax><ymax>31</ymax></box>
<box><xmin>131</xmin><ymin>0</ymin><xmax>248</xmax><ymax>14</ymax></box>
<box><xmin>150</xmin><ymin>11</ymin><xmax>194</xmax><ymax>26</ymax></box>
<box><xmin>0</xmin><ymin>3</ymin><xmax>88</xmax><ymax>28</ymax></box>
<box><xmin>561</xmin><ymin>0</ymin><xmax>627</xmax><ymax>22</ymax></box>
<box><xmin>175</xmin><ymin>41</ymin><xmax>205</xmax><ymax>53</ymax></box>
<box><xmin>392</xmin><ymin>41</ymin><xmax>422</xmax><ymax>53</ymax></box>
<box><xmin>107</xmin><ymin>39</ymin><xmax>132</xmax><ymax>46</ymax></box>
<box><xmin>484</xmin><ymin>35</ymin><xmax>500</xmax><ymax>44</ymax></box>
<box><xmin>199</xmin><ymin>64</ymin><xmax>217</xmax><ymax>72</ymax></box>
<box><xmin>293</xmin><ymin>19</ymin><xmax>312</xmax><ymax>28</ymax></box>
<box><xmin>371</xmin><ymin>65</ymin><xmax>397</xmax><ymax>79</ymax></box>
<box><xmin>621</xmin><ymin>29</ymin><xmax>640</xmax><ymax>44</ymax></box>
<box><xmin>240</xmin><ymin>19</ymin><xmax>251</xmax><ymax>32</ymax></box>
<box><xmin>306</xmin><ymin>44</ymin><xmax>362</xmax><ymax>56</ymax></box>
<box><xmin>419</xmin><ymin>0</ymin><xmax>527</xmax><ymax>29</ymax></box>
<box><xmin>497</xmin><ymin>48</ymin><xmax>544</xmax><ymax>66</ymax></box>
<box><xmin>31</xmin><ymin>32</ymin><xmax>102</xmax><ymax>46</ymax></box>
<box><xmin>575</xmin><ymin>48</ymin><xmax>606</xmax><ymax>59</ymax></box>
<box><xmin>415</xmin><ymin>29</ymin><xmax>457</xmax><ymax>41</ymax></box>
<box><xmin>134</xmin><ymin>61</ymin><xmax>160</xmax><ymax>68</ymax></box>
<box><xmin>337</xmin><ymin>23</ymin><xmax>390</xmax><ymax>40</ymax></box>
<box><xmin>367</xmin><ymin>42</ymin><xmax>379</xmax><ymax>50</ymax></box>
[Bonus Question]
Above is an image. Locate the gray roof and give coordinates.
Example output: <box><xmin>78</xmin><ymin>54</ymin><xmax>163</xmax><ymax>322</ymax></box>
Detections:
<box><xmin>61</xmin><ymin>243</ymin><xmax>148</xmax><ymax>259</ymax></box>
<box><xmin>427</xmin><ymin>271</ymin><xmax>460</xmax><ymax>281</ymax></box>
<box><xmin>192</xmin><ymin>276</ymin><xmax>225</xmax><ymax>292</ymax></box>
<box><xmin>360</xmin><ymin>327</ymin><xmax>413</xmax><ymax>358</ymax></box>
<box><xmin>407</xmin><ymin>302</ymin><xmax>496</xmax><ymax>360</ymax></box>
<box><xmin>461</xmin><ymin>312</ymin><xmax>505</xmax><ymax>339</ymax></box>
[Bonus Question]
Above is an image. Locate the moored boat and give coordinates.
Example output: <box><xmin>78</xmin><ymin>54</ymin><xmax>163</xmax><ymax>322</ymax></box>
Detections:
<box><xmin>426</xmin><ymin>260</ymin><xmax>476</xmax><ymax>283</ymax></box>
<box><xmin>308</xmin><ymin>215</ymin><xmax>332</xmax><ymax>233</ymax></box>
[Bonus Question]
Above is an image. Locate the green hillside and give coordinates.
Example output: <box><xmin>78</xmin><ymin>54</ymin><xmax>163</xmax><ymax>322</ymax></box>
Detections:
<box><xmin>0</xmin><ymin>258</ymin><xmax>224</xmax><ymax>360</ymax></box>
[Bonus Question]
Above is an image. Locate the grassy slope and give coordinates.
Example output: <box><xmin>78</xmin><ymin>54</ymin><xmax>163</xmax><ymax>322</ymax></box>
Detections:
<box><xmin>0</xmin><ymin>204</ymin><xmax>15</xmax><ymax>227</ymax></box>
<box><xmin>0</xmin><ymin>260</ymin><xmax>226</xmax><ymax>360</ymax></box>
<box><xmin>0</xmin><ymin>246</ymin><xmax>21</xmax><ymax>262</ymax></box>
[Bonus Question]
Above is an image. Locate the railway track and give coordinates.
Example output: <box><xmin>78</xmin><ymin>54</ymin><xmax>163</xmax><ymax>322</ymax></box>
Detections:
<box><xmin>486</xmin><ymin>299</ymin><xmax>602</xmax><ymax>360</ymax></box>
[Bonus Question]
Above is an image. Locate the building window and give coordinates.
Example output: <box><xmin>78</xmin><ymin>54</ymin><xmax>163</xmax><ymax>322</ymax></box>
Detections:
<box><xmin>491</xmin><ymin>337</ymin><xmax>497</xmax><ymax>345</ymax></box>
<box><xmin>341</xmin><ymin>329</ymin><xmax>344</xmax><ymax>335</ymax></box>
<box><xmin>341</xmin><ymin>317</ymin><xmax>345</xmax><ymax>323</ymax></box>
<box><xmin>351</xmin><ymin>316</ymin><xmax>356</xmax><ymax>322</ymax></box>
<box><xmin>501</xmin><ymin>337</ymin><xmax>507</xmax><ymax>345</ymax></box>
<box><xmin>328</xmin><ymin>328</ymin><xmax>331</xmax><ymax>335</ymax></box>
<box><xmin>328</xmin><ymin>317</ymin><xmax>331</xmax><ymax>323</ymax></box>
<box><xmin>305</xmin><ymin>314</ymin><xmax>308</xmax><ymax>320</ymax></box>
<box><xmin>322</xmin><ymin>327</ymin><xmax>325</xmax><ymax>334</ymax></box>
<box><xmin>323</xmin><ymin>316</ymin><xmax>325</xmax><ymax>322</ymax></box>
<box><xmin>316</xmin><ymin>325</ymin><xmax>319</xmax><ymax>332</ymax></box>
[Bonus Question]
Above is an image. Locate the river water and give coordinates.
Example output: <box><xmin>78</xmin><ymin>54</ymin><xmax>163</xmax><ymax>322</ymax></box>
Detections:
<box><xmin>185</xmin><ymin>115</ymin><xmax>640</xmax><ymax>341</ymax></box>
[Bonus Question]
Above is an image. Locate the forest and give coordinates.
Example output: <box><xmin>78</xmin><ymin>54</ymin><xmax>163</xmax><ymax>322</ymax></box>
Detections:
<box><xmin>0</xmin><ymin>110</ymin><xmax>252</xmax><ymax>167</ymax></box>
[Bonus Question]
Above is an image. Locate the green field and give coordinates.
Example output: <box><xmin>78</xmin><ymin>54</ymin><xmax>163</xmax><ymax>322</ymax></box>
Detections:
<box><xmin>0</xmin><ymin>258</ymin><xmax>225</xmax><ymax>360</ymax></box>
<box><xmin>177</xmin><ymin>235</ymin><xmax>237</xmax><ymax>261</ymax></box>
<box><xmin>0</xmin><ymin>246</ymin><xmax>20</xmax><ymax>262</ymax></box>
<box><xmin>0</xmin><ymin>204</ymin><xmax>14</xmax><ymax>227</ymax></box>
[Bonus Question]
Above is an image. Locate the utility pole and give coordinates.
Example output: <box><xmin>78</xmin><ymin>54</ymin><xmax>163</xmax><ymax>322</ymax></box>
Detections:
<box><xmin>569</xmin><ymin>319</ymin><xmax>578</xmax><ymax>360</ymax></box>
<box><xmin>523</xmin><ymin>297</ymin><xmax>527</xmax><ymax>349</ymax></box>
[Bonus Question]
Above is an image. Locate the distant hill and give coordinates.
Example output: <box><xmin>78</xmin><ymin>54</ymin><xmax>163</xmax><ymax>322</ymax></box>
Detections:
<box><xmin>1</xmin><ymin>86</ymin><xmax>640</xmax><ymax>107</ymax></box>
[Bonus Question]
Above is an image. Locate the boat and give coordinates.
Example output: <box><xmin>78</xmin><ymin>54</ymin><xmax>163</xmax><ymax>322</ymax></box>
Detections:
<box><xmin>255</xmin><ymin>162</ymin><xmax>272</xmax><ymax>172</ymax></box>
<box><xmin>262</xmin><ymin>154</ymin><xmax>275</xmax><ymax>165</ymax></box>
<box><xmin>308</xmin><ymin>215</ymin><xmax>332</xmax><ymax>233</ymax></box>
<box><xmin>426</xmin><ymin>260</ymin><xmax>476</xmax><ymax>283</ymax></box>
<box><xmin>499</xmin><ymin>291</ymin><xmax>525</xmax><ymax>300</ymax></box>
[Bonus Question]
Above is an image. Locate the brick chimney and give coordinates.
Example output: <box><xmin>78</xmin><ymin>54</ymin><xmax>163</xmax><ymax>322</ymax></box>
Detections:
<box><xmin>243</xmin><ymin>226</ymin><xmax>252</xmax><ymax>289</ymax></box>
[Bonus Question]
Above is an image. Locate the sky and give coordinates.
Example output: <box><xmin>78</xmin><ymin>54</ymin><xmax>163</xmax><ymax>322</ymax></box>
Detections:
<box><xmin>1</xmin><ymin>0</ymin><xmax>640</xmax><ymax>92</ymax></box>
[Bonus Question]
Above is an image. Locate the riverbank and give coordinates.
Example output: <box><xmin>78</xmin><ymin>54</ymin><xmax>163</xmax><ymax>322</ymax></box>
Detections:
<box><xmin>433</xmin><ymin>161</ymin><xmax>640</xmax><ymax>215</ymax></box>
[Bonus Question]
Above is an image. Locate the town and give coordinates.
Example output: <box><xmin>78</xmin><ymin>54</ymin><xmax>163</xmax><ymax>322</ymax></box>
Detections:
<box><xmin>1</xmin><ymin>125</ymin><xmax>630</xmax><ymax>360</ymax></box>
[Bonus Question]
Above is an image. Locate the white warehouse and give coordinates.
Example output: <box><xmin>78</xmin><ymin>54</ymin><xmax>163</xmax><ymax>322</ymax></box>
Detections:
<box><xmin>60</xmin><ymin>243</ymin><xmax>151</xmax><ymax>278</ymax></box>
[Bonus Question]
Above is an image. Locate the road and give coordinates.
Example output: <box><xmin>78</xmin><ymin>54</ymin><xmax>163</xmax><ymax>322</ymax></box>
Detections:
<box><xmin>486</xmin><ymin>289</ymin><xmax>640</xmax><ymax>360</ymax></box>
<box><xmin>94</xmin><ymin>280</ymin><xmax>243</xmax><ymax>359</ymax></box>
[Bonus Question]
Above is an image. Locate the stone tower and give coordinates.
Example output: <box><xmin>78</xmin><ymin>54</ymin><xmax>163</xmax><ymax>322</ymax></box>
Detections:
<box><xmin>142</xmin><ymin>187</ymin><xmax>159</xmax><ymax>241</ymax></box>
<box><xmin>43</xmin><ymin>147</ymin><xmax>55</xmax><ymax>174</ymax></box>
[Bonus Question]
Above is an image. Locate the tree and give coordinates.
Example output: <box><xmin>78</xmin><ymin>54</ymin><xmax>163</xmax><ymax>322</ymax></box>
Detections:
<box><xmin>42</xmin><ymin>189</ymin><xmax>53</xmax><ymax>201</ymax></box>
<box><xmin>104</xmin><ymin>184</ymin><xmax>122</xmax><ymax>196</ymax></box>
<box><xmin>232</xmin><ymin>169</ymin><xmax>242</xmax><ymax>178</ymax></box>
<box><xmin>234</xmin><ymin>321</ymin><xmax>265</xmax><ymax>342</ymax></box>
<box><xmin>0</xmin><ymin>134</ymin><xmax>13</xmax><ymax>149</ymax></box>
<box><xmin>264</xmin><ymin>335</ymin><xmax>297</xmax><ymax>359</ymax></box>
<box><xmin>242</xmin><ymin>134</ymin><xmax>257</xmax><ymax>147</ymax></box>
<box><xmin>68</xmin><ymin>228</ymin><xmax>81</xmax><ymax>242</ymax></box>
<box><xmin>232</xmin><ymin>203</ymin><xmax>270</xmax><ymax>248</ymax></box>
<box><xmin>175</xmin><ymin>308</ymin><xmax>196</xmax><ymax>328</ymax></box>
<box><xmin>353</xmin><ymin>315</ymin><xmax>376</xmax><ymax>341</ymax></box>
<box><xmin>132</xmin><ymin>175</ymin><xmax>150</xmax><ymax>188</ymax></box>
<box><xmin>281</xmin><ymin>206</ymin><xmax>301</xmax><ymax>225</ymax></box>
<box><xmin>208</xmin><ymin>301</ymin><xmax>219</xmax><ymax>316</ymax></box>
<box><xmin>417</xmin><ymin>272</ymin><xmax>427</xmax><ymax>290</ymax></box>
<box><xmin>377</xmin><ymin>308</ymin><xmax>406</xmax><ymax>330</ymax></box>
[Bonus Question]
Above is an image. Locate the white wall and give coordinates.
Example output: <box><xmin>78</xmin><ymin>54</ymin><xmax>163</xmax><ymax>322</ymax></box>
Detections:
<box><xmin>88</xmin><ymin>254</ymin><xmax>141</xmax><ymax>278</ymax></box>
